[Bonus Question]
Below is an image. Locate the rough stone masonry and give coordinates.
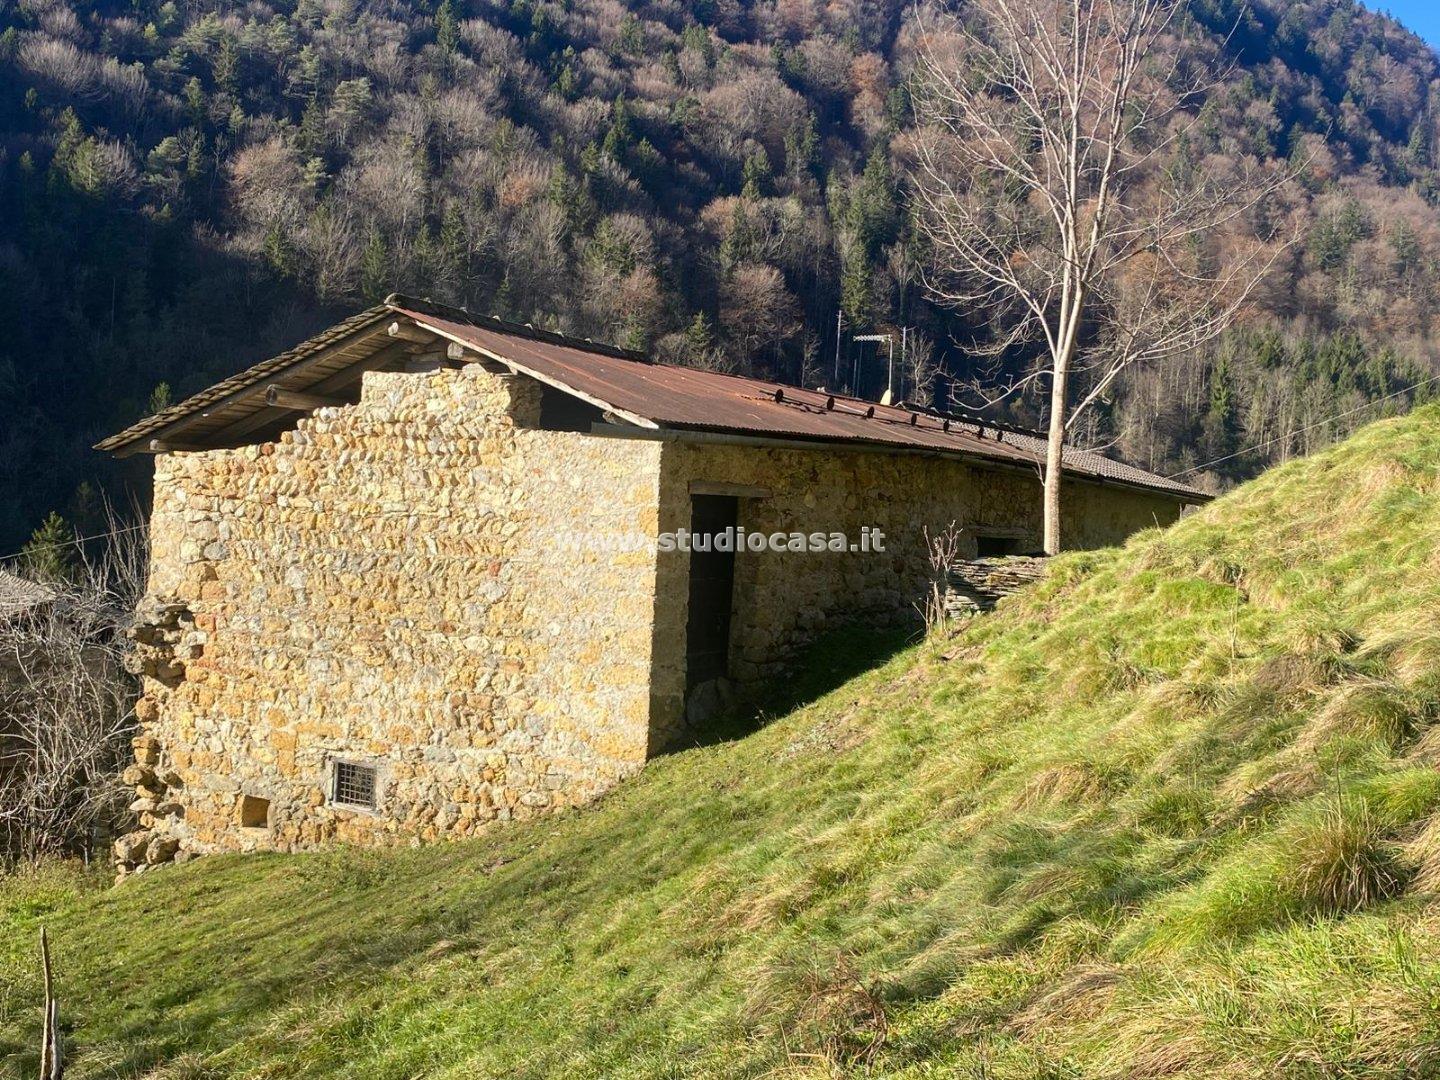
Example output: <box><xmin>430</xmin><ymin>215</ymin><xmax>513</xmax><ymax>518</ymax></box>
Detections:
<box><xmin>115</xmin><ymin>360</ymin><xmax>1189</xmax><ymax>874</ymax></box>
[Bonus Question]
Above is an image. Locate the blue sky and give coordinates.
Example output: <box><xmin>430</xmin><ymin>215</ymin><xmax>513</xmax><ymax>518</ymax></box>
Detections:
<box><xmin>1372</xmin><ymin>2</ymin><xmax>1440</xmax><ymax>48</ymax></box>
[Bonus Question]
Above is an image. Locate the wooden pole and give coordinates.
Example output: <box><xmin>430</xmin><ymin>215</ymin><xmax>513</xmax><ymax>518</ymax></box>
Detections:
<box><xmin>39</xmin><ymin>926</ymin><xmax>60</xmax><ymax>1080</ymax></box>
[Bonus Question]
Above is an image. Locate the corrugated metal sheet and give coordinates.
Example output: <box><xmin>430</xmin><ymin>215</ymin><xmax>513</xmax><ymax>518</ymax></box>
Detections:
<box><xmin>402</xmin><ymin>307</ymin><xmax>1205</xmax><ymax>500</ymax></box>
<box><xmin>97</xmin><ymin>296</ymin><xmax>1205</xmax><ymax>500</ymax></box>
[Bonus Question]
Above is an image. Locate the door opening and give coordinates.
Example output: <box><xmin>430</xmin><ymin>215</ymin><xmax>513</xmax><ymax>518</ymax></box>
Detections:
<box><xmin>685</xmin><ymin>494</ymin><xmax>738</xmax><ymax>689</ymax></box>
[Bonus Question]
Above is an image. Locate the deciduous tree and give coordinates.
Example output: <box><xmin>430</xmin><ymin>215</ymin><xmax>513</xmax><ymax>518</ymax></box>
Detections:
<box><xmin>911</xmin><ymin>0</ymin><xmax>1293</xmax><ymax>552</ymax></box>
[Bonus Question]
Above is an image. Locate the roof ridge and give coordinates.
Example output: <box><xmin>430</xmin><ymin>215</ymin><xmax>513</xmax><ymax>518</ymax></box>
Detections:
<box><xmin>386</xmin><ymin>294</ymin><xmax>652</xmax><ymax>364</ymax></box>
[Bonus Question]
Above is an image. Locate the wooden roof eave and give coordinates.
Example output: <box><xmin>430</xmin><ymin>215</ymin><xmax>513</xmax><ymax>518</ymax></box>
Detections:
<box><xmin>100</xmin><ymin>313</ymin><xmax>405</xmax><ymax>457</ymax></box>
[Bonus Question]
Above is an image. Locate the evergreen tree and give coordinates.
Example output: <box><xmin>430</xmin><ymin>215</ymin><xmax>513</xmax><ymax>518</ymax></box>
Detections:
<box><xmin>360</xmin><ymin>232</ymin><xmax>389</xmax><ymax>300</ymax></box>
<box><xmin>214</xmin><ymin>37</ymin><xmax>241</xmax><ymax>96</ymax></box>
<box><xmin>601</xmin><ymin>96</ymin><xmax>635</xmax><ymax>160</ymax></box>
<box><xmin>435</xmin><ymin>0</ymin><xmax>460</xmax><ymax>55</ymax></box>
<box><xmin>784</xmin><ymin>114</ymin><xmax>819</xmax><ymax>179</ymax></box>
<box><xmin>683</xmin><ymin>312</ymin><xmax>716</xmax><ymax>357</ymax></box>
<box><xmin>719</xmin><ymin>200</ymin><xmax>756</xmax><ymax>269</ymax></box>
<box><xmin>21</xmin><ymin>512</ymin><xmax>76</xmax><ymax>584</ymax></box>
<box><xmin>1204</xmin><ymin>353</ymin><xmax>1238</xmax><ymax>456</ymax></box>
<box><xmin>741</xmin><ymin>149</ymin><xmax>771</xmax><ymax>199</ymax></box>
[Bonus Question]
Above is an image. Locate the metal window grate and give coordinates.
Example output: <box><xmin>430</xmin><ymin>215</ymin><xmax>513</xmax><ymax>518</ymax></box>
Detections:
<box><xmin>332</xmin><ymin>760</ymin><xmax>377</xmax><ymax>810</ymax></box>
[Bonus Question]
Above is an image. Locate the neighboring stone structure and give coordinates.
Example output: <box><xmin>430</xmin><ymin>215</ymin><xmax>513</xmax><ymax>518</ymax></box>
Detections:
<box><xmin>0</xmin><ymin>568</ymin><xmax>53</xmax><ymax>620</ymax></box>
<box><xmin>943</xmin><ymin>556</ymin><xmax>1052</xmax><ymax>618</ymax></box>
<box><xmin>97</xmin><ymin>298</ymin><xmax>1207</xmax><ymax>867</ymax></box>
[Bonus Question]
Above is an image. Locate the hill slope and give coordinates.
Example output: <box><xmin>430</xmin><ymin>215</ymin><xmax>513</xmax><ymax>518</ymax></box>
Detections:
<box><xmin>5</xmin><ymin>0</ymin><xmax>1440</xmax><ymax>543</ymax></box>
<box><xmin>8</xmin><ymin>408</ymin><xmax>1440</xmax><ymax>1077</ymax></box>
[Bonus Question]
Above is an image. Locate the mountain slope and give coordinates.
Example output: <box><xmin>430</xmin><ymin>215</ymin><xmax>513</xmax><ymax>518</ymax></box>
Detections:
<box><xmin>7</xmin><ymin>408</ymin><xmax>1440</xmax><ymax>1076</ymax></box>
<box><xmin>5</xmin><ymin>0</ymin><xmax>1440</xmax><ymax>545</ymax></box>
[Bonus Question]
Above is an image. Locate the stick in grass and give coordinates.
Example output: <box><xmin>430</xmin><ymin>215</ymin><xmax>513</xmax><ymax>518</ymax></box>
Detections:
<box><xmin>39</xmin><ymin>926</ymin><xmax>61</xmax><ymax>1080</ymax></box>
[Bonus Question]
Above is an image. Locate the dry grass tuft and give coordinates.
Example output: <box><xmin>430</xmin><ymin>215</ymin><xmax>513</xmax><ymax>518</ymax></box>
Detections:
<box><xmin>1390</xmin><ymin>634</ymin><xmax>1440</xmax><ymax>687</ymax></box>
<box><xmin>1148</xmin><ymin>677</ymin><xmax>1225</xmax><ymax>716</ymax></box>
<box><xmin>1250</xmin><ymin>653</ymin><xmax>1327</xmax><ymax>698</ymax></box>
<box><xmin>1405</xmin><ymin>724</ymin><xmax>1440</xmax><ymax>765</ymax></box>
<box><xmin>1281</xmin><ymin>610</ymin><xmax>1360</xmax><ymax>661</ymax></box>
<box><xmin>1011</xmin><ymin>762</ymin><xmax>1112</xmax><ymax>812</ymax></box>
<box><xmin>1295</xmin><ymin>679</ymin><xmax>1418</xmax><ymax>753</ymax></box>
<box><xmin>1008</xmin><ymin>962</ymin><xmax>1123</xmax><ymax>1034</ymax></box>
<box><xmin>1119</xmin><ymin>1031</ymin><xmax>1217</xmax><ymax>1079</ymax></box>
<box><xmin>1401</xmin><ymin>816</ymin><xmax>1440</xmax><ymax>896</ymax></box>
<box><xmin>753</xmin><ymin>952</ymin><xmax>889</xmax><ymax>1073</ymax></box>
<box><xmin>1219</xmin><ymin>759</ymin><xmax>1321</xmax><ymax>815</ymax></box>
<box><xmin>1287</xmin><ymin>798</ymin><xmax>1407</xmax><ymax>915</ymax></box>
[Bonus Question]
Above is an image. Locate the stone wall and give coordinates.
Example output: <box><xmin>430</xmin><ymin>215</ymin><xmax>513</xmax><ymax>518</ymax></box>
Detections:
<box><xmin>649</xmin><ymin>440</ymin><xmax>1183</xmax><ymax>739</ymax></box>
<box><xmin>123</xmin><ymin>365</ymin><xmax>661</xmax><ymax>869</ymax></box>
<box><xmin>943</xmin><ymin>556</ymin><xmax>1051</xmax><ymax>617</ymax></box>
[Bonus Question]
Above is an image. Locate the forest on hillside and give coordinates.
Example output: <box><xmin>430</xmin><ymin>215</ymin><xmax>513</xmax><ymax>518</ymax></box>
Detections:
<box><xmin>2</xmin><ymin>0</ymin><xmax>1440</xmax><ymax>547</ymax></box>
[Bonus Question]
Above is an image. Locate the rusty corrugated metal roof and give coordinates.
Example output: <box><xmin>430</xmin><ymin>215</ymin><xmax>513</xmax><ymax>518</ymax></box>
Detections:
<box><xmin>97</xmin><ymin>296</ymin><xmax>1205</xmax><ymax>500</ymax></box>
<box><xmin>401</xmin><ymin>306</ymin><xmax>1205</xmax><ymax>500</ymax></box>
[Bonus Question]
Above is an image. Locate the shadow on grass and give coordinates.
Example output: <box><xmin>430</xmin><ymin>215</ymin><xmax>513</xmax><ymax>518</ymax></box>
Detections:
<box><xmin>2</xmin><ymin>626</ymin><xmax>917</xmax><ymax>1079</ymax></box>
<box><xmin>678</xmin><ymin>624</ymin><xmax>916</xmax><ymax>750</ymax></box>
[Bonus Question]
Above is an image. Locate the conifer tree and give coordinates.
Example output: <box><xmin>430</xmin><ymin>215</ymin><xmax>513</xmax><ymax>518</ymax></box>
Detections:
<box><xmin>22</xmin><ymin>512</ymin><xmax>76</xmax><ymax>584</ymax></box>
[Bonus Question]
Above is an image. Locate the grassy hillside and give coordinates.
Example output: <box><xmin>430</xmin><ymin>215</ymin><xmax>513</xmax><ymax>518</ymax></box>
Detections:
<box><xmin>8</xmin><ymin>407</ymin><xmax>1440</xmax><ymax>1078</ymax></box>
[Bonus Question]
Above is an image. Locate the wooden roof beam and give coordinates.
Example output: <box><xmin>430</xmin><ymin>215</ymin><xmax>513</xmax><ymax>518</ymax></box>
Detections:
<box><xmin>265</xmin><ymin>385</ymin><xmax>348</xmax><ymax>411</ymax></box>
<box><xmin>115</xmin><ymin>322</ymin><xmax>394</xmax><ymax>457</ymax></box>
<box><xmin>147</xmin><ymin>438</ymin><xmax>210</xmax><ymax>454</ymax></box>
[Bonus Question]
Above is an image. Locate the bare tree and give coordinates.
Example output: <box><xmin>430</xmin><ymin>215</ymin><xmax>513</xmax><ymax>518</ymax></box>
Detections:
<box><xmin>909</xmin><ymin>0</ymin><xmax>1294</xmax><ymax>553</ymax></box>
<box><xmin>0</xmin><ymin>522</ymin><xmax>145</xmax><ymax>865</ymax></box>
<box><xmin>901</xmin><ymin>328</ymin><xmax>941</xmax><ymax>407</ymax></box>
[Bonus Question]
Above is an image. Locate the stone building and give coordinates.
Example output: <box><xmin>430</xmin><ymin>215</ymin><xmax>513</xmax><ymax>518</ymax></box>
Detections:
<box><xmin>98</xmin><ymin>296</ymin><xmax>1206</xmax><ymax>866</ymax></box>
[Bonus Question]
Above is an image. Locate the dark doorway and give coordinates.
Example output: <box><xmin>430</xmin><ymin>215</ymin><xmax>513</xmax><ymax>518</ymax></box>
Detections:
<box><xmin>686</xmin><ymin>495</ymin><xmax>738</xmax><ymax>689</ymax></box>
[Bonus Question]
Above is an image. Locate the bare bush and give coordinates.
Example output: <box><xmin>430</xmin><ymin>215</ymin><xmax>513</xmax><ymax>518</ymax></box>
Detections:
<box><xmin>919</xmin><ymin>521</ymin><xmax>965</xmax><ymax>632</ymax></box>
<box><xmin>0</xmin><ymin>524</ymin><xmax>146</xmax><ymax>864</ymax></box>
<box><xmin>97</xmin><ymin>58</ymin><xmax>150</xmax><ymax>117</ymax></box>
<box><xmin>19</xmin><ymin>36</ymin><xmax>100</xmax><ymax>98</ymax></box>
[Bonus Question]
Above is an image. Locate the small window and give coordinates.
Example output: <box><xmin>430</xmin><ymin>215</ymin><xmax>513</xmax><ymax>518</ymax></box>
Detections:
<box><xmin>976</xmin><ymin>535</ymin><xmax>1026</xmax><ymax>558</ymax></box>
<box><xmin>331</xmin><ymin>760</ymin><xmax>378</xmax><ymax>811</ymax></box>
<box><xmin>239</xmin><ymin>795</ymin><xmax>271</xmax><ymax>829</ymax></box>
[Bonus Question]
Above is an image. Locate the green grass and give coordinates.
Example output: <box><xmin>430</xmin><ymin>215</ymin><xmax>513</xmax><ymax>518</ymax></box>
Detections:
<box><xmin>10</xmin><ymin>407</ymin><xmax>1440</xmax><ymax>1077</ymax></box>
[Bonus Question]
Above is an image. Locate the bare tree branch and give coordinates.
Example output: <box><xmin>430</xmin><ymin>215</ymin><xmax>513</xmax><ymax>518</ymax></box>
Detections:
<box><xmin>0</xmin><ymin>519</ymin><xmax>145</xmax><ymax>865</ymax></box>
